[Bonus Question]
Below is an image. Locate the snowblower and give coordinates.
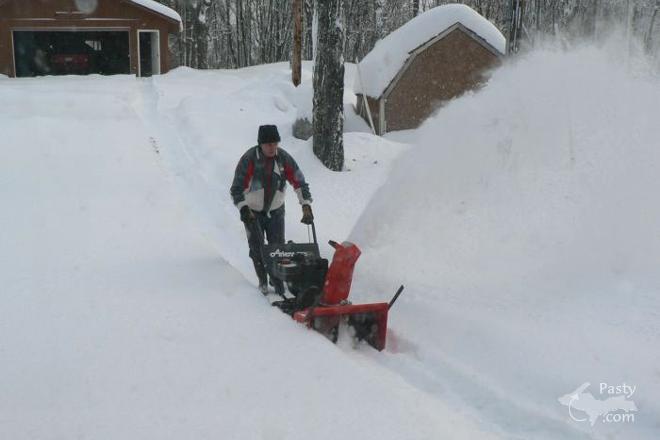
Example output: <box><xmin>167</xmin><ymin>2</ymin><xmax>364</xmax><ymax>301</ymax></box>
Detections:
<box><xmin>257</xmin><ymin>221</ymin><xmax>404</xmax><ymax>351</ymax></box>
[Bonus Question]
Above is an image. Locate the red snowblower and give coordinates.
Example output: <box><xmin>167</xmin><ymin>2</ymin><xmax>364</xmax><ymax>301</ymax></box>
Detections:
<box><xmin>259</xmin><ymin>222</ymin><xmax>404</xmax><ymax>351</ymax></box>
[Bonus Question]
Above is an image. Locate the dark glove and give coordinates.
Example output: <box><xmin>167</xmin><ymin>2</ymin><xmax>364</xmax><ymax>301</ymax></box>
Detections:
<box><xmin>301</xmin><ymin>204</ymin><xmax>314</xmax><ymax>225</ymax></box>
<box><xmin>240</xmin><ymin>206</ymin><xmax>255</xmax><ymax>224</ymax></box>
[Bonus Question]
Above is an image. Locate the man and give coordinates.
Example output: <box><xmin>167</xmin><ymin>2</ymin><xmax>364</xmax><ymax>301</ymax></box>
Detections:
<box><xmin>230</xmin><ymin>124</ymin><xmax>313</xmax><ymax>295</ymax></box>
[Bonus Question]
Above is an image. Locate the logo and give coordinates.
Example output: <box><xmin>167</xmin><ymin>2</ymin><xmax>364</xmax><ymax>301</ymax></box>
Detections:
<box><xmin>558</xmin><ymin>382</ymin><xmax>637</xmax><ymax>426</ymax></box>
<box><xmin>269</xmin><ymin>249</ymin><xmax>297</xmax><ymax>258</ymax></box>
<box><xmin>269</xmin><ymin>249</ymin><xmax>312</xmax><ymax>258</ymax></box>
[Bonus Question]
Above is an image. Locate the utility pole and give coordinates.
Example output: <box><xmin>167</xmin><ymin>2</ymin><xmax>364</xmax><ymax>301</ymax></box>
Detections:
<box><xmin>292</xmin><ymin>0</ymin><xmax>303</xmax><ymax>86</ymax></box>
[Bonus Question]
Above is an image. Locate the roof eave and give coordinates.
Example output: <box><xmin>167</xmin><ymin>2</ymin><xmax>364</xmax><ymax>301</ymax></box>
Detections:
<box><xmin>120</xmin><ymin>0</ymin><xmax>182</xmax><ymax>32</ymax></box>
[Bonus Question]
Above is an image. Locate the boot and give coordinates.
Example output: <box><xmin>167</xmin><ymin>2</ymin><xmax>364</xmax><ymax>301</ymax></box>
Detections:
<box><xmin>270</xmin><ymin>277</ymin><xmax>285</xmax><ymax>296</ymax></box>
<box><xmin>252</xmin><ymin>258</ymin><xmax>269</xmax><ymax>295</ymax></box>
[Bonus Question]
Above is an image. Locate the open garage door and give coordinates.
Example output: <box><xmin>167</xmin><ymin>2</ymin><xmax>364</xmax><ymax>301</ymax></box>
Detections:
<box><xmin>13</xmin><ymin>30</ymin><xmax>130</xmax><ymax>77</ymax></box>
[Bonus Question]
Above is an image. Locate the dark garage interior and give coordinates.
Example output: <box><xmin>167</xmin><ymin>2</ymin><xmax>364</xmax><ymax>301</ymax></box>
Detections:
<box><xmin>13</xmin><ymin>30</ymin><xmax>130</xmax><ymax>77</ymax></box>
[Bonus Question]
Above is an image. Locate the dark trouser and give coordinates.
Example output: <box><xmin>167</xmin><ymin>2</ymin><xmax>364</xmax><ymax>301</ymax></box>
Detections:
<box><xmin>244</xmin><ymin>205</ymin><xmax>285</xmax><ymax>290</ymax></box>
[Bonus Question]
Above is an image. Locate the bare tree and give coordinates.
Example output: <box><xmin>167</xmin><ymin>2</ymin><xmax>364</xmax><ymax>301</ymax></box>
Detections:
<box><xmin>158</xmin><ymin>0</ymin><xmax>658</xmax><ymax>70</ymax></box>
<box><xmin>313</xmin><ymin>0</ymin><xmax>345</xmax><ymax>171</ymax></box>
<box><xmin>646</xmin><ymin>0</ymin><xmax>660</xmax><ymax>51</ymax></box>
<box><xmin>413</xmin><ymin>0</ymin><xmax>420</xmax><ymax>16</ymax></box>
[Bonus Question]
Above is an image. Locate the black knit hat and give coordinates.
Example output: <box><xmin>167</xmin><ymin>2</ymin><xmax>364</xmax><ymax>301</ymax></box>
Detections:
<box><xmin>258</xmin><ymin>125</ymin><xmax>281</xmax><ymax>144</ymax></box>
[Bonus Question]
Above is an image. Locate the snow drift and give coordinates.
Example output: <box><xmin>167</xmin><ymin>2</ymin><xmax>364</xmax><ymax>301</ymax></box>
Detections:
<box><xmin>351</xmin><ymin>43</ymin><xmax>660</xmax><ymax>439</ymax></box>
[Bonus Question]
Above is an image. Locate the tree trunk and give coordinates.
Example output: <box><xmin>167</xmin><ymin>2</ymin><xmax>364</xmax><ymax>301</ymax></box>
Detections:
<box><xmin>312</xmin><ymin>1</ymin><xmax>318</xmax><ymax>62</ymax></box>
<box><xmin>224</xmin><ymin>2</ymin><xmax>238</xmax><ymax>68</ymax></box>
<box><xmin>303</xmin><ymin>0</ymin><xmax>314</xmax><ymax>60</ymax></box>
<box><xmin>646</xmin><ymin>0</ymin><xmax>659</xmax><ymax>52</ymax></box>
<box><xmin>292</xmin><ymin>0</ymin><xmax>303</xmax><ymax>86</ymax></box>
<box><xmin>312</xmin><ymin>0</ymin><xmax>345</xmax><ymax>171</ymax></box>
<box><xmin>535</xmin><ymin>0</ymin><xmax>541</xmax><ymax>34</ymax></box>
<box><xmin>193</xmin><ymin>1</ymin><xmax>209</xmax><ymax>69</ymax></box>
<box><xmin>507</xmin><ymin>0</ymin><xmax>525</xmax><ymax>54</ymax></box>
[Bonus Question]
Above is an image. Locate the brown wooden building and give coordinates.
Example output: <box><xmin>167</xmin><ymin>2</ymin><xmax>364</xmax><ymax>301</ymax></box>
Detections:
<box><xmin>0</xmin><ymin>0</ymin><xmax>181</xmax><ymax>78</ymax></box>
<box><xmin>355</xmin><ymin>5</ymin><xmax>505</xmax><ymax>135</ymax></box>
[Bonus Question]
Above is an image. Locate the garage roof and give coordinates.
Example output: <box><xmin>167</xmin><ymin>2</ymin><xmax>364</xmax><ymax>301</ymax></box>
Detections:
<box><xmin>129</xmin><ymin>0</ymin><xmax>182</xmax><ymax>28</ymax></box>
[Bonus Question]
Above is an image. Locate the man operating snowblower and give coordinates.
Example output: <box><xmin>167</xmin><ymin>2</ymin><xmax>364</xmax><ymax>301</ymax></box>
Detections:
<box><xmin>230</xmin><ymin>124</ymin><xmax>314</xmax><ymax>295</ymax></box>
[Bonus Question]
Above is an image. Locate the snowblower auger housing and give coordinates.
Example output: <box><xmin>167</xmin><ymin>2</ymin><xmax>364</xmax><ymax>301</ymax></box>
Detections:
<box><xmin>262</xmin><ymin>223</ymin><xmax>402</xmax><ymax>351</ymax></box>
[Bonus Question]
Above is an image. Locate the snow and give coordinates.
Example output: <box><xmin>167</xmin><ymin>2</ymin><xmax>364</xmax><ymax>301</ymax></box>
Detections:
<box><xmin>2</xmin><ymin>37</ymin><xmax>659</xmax><ymax>439</ymax></box>
<box><xmin>351</xmin><ymin>43</ymin><xmax>660</xmax><ymax>439</ymax></box>
<box><xmin>354</xmin><ymin>4</ymin><xmax>506</xmax><ymax>98</ymax></box>
<box><xmin>129</xmin><ymin>0</ymin><xmax>182</xmax><ymax>28</ymax></box>
<box><xmin>0</xmin><ymin>69</ymin><xmax>490</xmax><ymax>439</ymax></box>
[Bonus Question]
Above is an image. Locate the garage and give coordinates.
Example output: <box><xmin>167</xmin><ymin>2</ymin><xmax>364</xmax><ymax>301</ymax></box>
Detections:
<box><xmin>0</xmin><ymin>0</ymin><xmax>182</xmax><ymax>77</ymax></box>
<box><xmin>13</xmin><ymin>30</ymin><xmax>130</xmax><ymax>77</ymax></box>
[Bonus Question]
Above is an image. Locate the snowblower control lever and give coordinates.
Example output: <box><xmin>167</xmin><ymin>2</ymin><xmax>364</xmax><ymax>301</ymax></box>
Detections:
<box><xmin>388</xmin><ymin>285</ymin><xmax>405</xmax><ymax>310</ymax></box>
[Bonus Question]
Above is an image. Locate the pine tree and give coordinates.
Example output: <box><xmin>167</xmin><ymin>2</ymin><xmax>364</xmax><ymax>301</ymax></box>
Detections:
<box><xmin>312</xmin><ymin>0</ymin><xmax>345</xmax><ymax>171</ymax></box>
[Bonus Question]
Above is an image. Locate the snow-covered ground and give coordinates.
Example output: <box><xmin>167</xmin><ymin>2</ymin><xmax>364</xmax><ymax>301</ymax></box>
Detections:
<box><xmin>1</xmin><ymin>40</ymin><xmax>659</xmax><ymax>439</ymax></box>
<box><xmin>0</xmin><ymin>67</ymin><xmax>490</xmax><ymax>440</ymax></box>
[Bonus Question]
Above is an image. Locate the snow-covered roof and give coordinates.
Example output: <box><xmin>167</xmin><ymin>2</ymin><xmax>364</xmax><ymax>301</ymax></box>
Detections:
<box><xmin>354</xmin><ymin>4</ymin><xmax>506</xmax><ymax>98</ymax></box>
<box><xmin>129</xmin><ymin>0</ymin><xmax>183</xmax><ymax>30</ymax></box>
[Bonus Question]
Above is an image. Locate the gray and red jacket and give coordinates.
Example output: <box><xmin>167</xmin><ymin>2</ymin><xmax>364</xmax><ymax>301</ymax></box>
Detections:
<box><xmin>230</xmin><ymin>145</ymin><xmax>312</xmax><ymax>213</ymax></box>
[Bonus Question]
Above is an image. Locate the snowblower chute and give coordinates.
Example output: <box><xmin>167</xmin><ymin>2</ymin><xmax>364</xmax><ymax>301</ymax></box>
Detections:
<box><xmin>262</xmin><ymin>223</ymin><xmax>403</xmax><ymax>351</ymax></box>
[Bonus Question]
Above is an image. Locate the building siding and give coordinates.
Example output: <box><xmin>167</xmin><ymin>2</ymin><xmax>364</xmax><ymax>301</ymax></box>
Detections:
<box><xmin>384</xmin><ymin>28</ymin><xmax>500</xmax><ymax>133</ymax></box>
<box><xmin>0</xmin><ymin>0</ymin><xmax>179</xmax><ymax>77</ymax></box>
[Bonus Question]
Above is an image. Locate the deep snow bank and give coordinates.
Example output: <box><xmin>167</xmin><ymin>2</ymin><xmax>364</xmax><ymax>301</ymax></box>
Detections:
<box><xmin>351</xmin><ymin>44</ymin><xmax>660</xmax><ymax>439</ymax></box>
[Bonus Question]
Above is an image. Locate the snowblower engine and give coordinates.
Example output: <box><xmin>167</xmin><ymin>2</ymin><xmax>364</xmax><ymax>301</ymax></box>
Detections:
<box><xmin>262</xmin><ymin>224</ymin><xmax>403</xmax><ymax>351</ymax></box>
